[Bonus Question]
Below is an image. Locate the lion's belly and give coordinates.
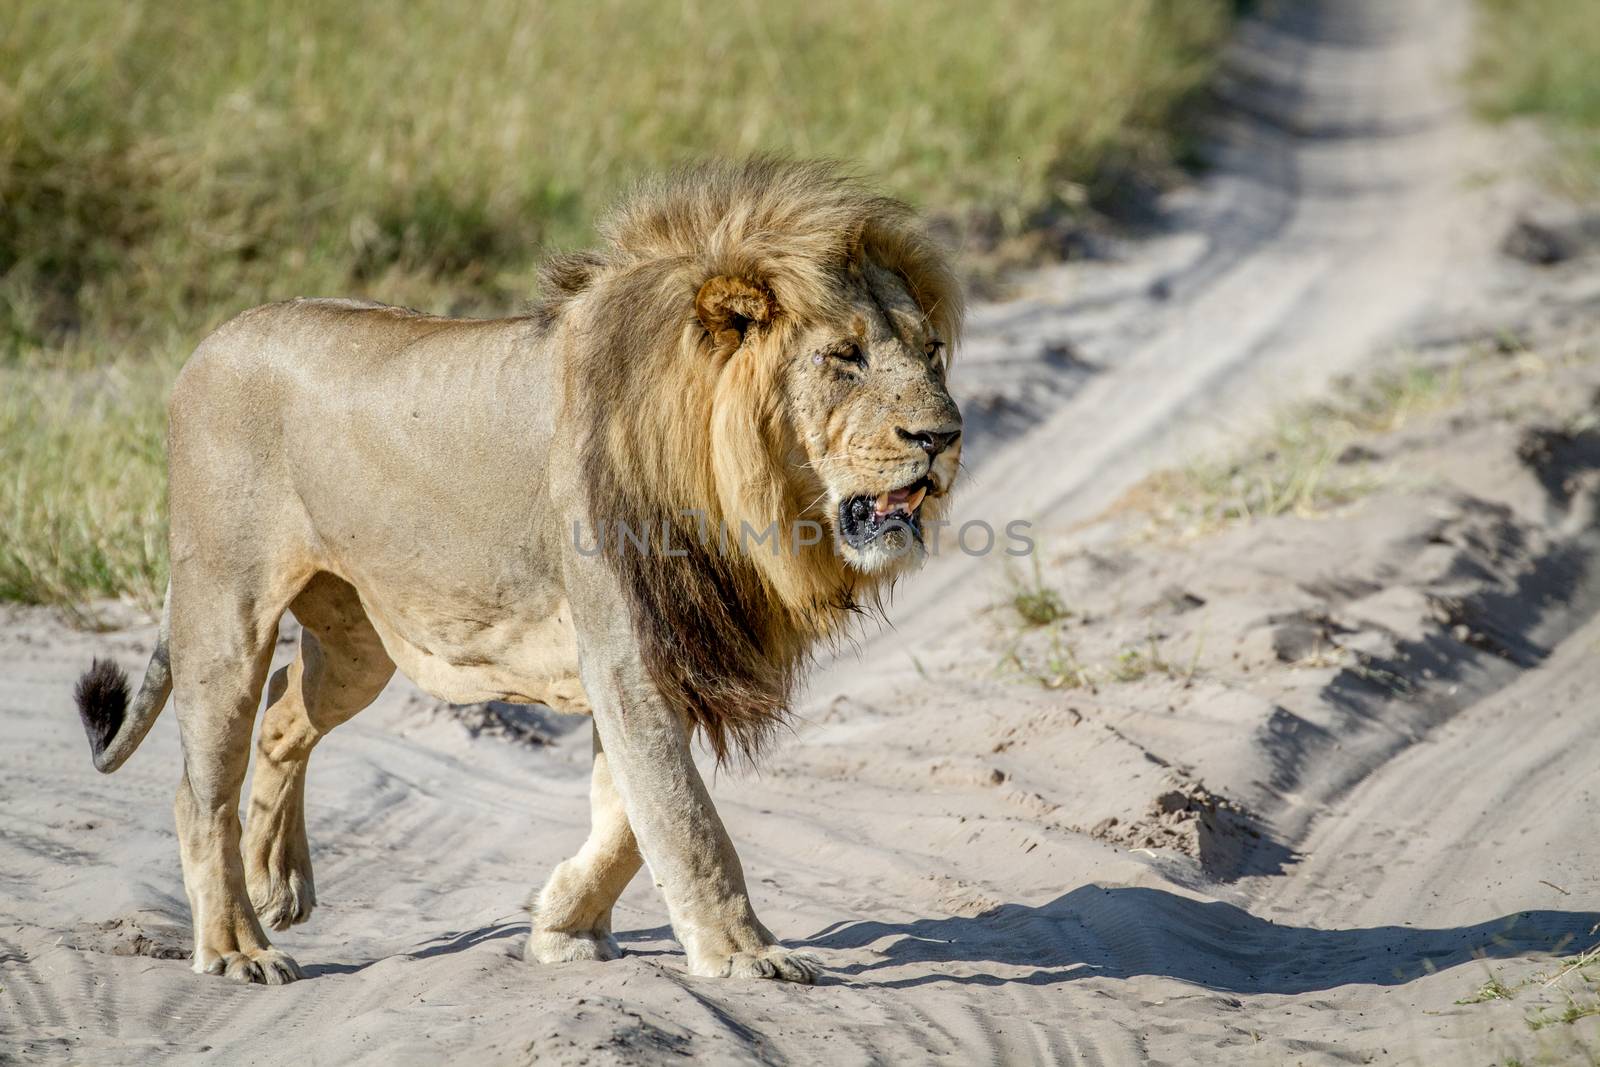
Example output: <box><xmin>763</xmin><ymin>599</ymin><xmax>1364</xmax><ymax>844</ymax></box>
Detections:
<box><xmin>360</xmin><ymin>595</ymin><xmax>590</xmax><ymax>715</ymax></box>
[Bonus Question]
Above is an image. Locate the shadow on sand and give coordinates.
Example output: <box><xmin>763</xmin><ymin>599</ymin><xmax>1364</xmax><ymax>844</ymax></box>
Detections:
<box><xmin>300</xmin><ymin>921</ymin><xmax>684</xmax><ymax>978</ymax></box>
<box><xmin>799</xmin><ymin>885</ymin><xmax>1600</xmax><ymax>992</ymax></box>
<box><xmin>299</xmin><ymin>887</ymin><xmax>1597</xmax><ymax>993</ymax></box>
<box><xmin>302</xmin><ymin>921</ymin><xmax>526</xmax><ymax>978</ymax></box>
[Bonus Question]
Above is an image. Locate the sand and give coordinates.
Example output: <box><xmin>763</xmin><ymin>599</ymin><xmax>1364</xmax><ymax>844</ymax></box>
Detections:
<box><xmin>5</xmin><ymin>0</ymin><xmax>1600</xmax><ymax>1063</ymax></box>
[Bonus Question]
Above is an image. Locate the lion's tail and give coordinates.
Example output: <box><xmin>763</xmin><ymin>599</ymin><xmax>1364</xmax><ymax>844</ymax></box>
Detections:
<box><xmin>75</xmin><ymin>585</ymin><xmax>173</xmax><ymax>774</ymax></box>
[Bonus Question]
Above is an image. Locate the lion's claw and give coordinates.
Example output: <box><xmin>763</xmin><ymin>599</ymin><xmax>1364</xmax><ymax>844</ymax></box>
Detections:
<box><xmin>700</xmin><ymin>947</ymin><xmax>822</xmax><ymax>984</ymax></box>
<box><xmin>204</xmin><ymin>948</ymin><xmax>304</xmax><ymax>985</ymax></box>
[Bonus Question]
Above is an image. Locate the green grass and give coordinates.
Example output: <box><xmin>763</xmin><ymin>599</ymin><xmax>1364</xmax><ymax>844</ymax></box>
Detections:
<box><xmin>0</xmin><ymin>0</ymin><xmax>1232</xmax><ymax>607</ymax></box>
<box><xmin>1470</xmin><ymin>0</ymin><xmax>1600</xmax><ymax>193</ymax></box>
<box><xmin>1009</xmin><ymin>560</ymin><xmax>1072</xmax><ymax>627</ymax></box>
<box><xmin>0</xmin><ymin>363</ymin><xmax>169</xmax><ymax>608</ymax></box>
<box><xmin>1013</xmin><ymin>586</ymin><xmax>1071</xmax><ymax>628</ymax></box>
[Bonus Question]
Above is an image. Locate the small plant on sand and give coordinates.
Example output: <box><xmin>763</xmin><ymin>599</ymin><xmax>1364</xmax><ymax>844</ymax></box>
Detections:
<box><xmin>1459</xmin><ymin>974</ymin><xmax>1520</xmax><ymax>1005</ymax></box>
<box><xmin>1005</xmin><ymin>631</ymin><xmax>1201</xmax><ymax>693</ymax></box>
<box><xmin>1009</xmin><ymin>560</ymin><xmax>1071</xmax><ymax>627</ymax></box>
<box><xmin>1334</xmin><ymin>362</ymin><xmax>1464</xmax><ymax>435</ymax></box>
<box><xmin>1527</xmin><ymin>995</ymin><xmax>1600</xmax><ymax>1031</ymax></box>
<box><xmin>1109</xmin><ymin>634</ymin><xmax>1203</xmax><ymax>687</ymax></box>
<box><xmin>1108</xmin><ymin>637</ymin><xmax>1174</xmax><ymax>683</ymax></box>
<box><xmin>1037</xmin><ymin>640</ymin><xmax>1095</xmax><ymax>691</ymax></box>
<box><xmin>1000</xmin><ymin>632</ymin><xmax>1094</xmax><ymax>692</ymax></box>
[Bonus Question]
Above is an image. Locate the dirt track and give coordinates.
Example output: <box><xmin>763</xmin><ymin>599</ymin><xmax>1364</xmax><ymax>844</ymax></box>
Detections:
<box><xmin>5</xmin><ymin>1</ymin><xmax>1600</xmax><ymax>1064</ymax></box>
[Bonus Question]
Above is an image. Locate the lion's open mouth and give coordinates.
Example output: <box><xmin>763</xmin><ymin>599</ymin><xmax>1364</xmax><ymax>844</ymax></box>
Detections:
<box><xmin>839</xmin><ymin>477</ymin><xmax>933</xmax><ymax>549</ymax></box>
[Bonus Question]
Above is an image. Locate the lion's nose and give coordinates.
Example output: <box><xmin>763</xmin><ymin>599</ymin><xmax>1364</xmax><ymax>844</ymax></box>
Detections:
<box><xmin>896</xmin><ymin>426</ymin><xmax>961</xmax><ymax>458</ymax></box>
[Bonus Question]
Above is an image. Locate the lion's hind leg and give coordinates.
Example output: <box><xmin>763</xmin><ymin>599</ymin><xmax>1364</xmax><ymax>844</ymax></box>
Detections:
<box><xmin>244</xmin><ymin>572</ymin><xmax>395</xmax><ymax>931</ymax></box>
<box><xmin>169</xmin><ymin>569</ymin><xmax>305</xmax><ymax>984</ymax></box>
<box><xmin>527</xmin><ymin>724</ymin><xmax>642</xmax><ymax>964</ymax></box>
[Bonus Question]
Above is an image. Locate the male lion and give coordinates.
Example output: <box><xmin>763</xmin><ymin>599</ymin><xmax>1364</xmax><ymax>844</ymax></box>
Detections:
<box><xmin>74</xmin><ymin>159</ymin><xmax>963</xmax><ymax>985</ymax></box>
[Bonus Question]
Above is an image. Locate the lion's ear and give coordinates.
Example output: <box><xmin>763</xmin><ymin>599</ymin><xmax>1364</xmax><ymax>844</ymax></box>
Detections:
<box><xmin>695</xmin><ymin>275</ymin><xmax>773</xmax><ymax>355</ymax></box>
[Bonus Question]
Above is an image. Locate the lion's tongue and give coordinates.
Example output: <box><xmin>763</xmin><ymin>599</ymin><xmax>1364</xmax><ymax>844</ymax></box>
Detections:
<box><xmin>874</xmin><ymin>485</ymin><xmax>927</xmax><ymax>518</ymax></box>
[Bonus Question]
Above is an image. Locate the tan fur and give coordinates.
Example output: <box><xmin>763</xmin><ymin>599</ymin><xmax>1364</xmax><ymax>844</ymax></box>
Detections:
<box><xmin>76</xmin><ymin>159</ymin><xmax>962</xmax><ymax>984</ymax></box>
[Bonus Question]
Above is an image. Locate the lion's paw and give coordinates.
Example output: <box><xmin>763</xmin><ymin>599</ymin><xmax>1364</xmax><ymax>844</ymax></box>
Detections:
<box><xmin>201</xmin><ymin>947</ymin><xmax>304</xmax><ymax>986</ymax></box>
<box><xmin>525</xmin><ymin>928</ymin><xmax>624</xmax><ymax>965</ymax></box>
<box><xmin>696</xmin><ymin>947</ymin><xmax>823</xmax><ymax>984</ymax></box>
<box><xmin>248</xmin><ymin>867</ymin><xmax>316</xmax><ymax>932</ymax></box>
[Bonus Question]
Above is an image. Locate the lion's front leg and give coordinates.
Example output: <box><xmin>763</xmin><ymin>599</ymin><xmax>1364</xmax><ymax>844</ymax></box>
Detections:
<box><xmin>575</xmin><ymin>656</ymin><xmax>820</xmax><ymax>984</ymax></box>
<box><xmin>527</xmin><ymin>724</ymin><xmax>641</xmax><ymax>964</ymax></box>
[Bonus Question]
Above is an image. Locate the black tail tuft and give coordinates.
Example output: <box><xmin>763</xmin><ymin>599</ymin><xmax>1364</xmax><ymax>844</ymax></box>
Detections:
<box><xmin>75</xmin><ymin>658</ymin><xmax>130</xmax><ymax>764</ymax></box>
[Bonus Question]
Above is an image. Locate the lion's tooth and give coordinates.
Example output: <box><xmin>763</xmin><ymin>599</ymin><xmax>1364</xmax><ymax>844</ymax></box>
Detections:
<box><xmin>906</xmin><ymin>486</ymin><xmax>927</xmax><ymax>512</ymax></box>
<box><xmin>875</xmin><ymin>492</ymin><xmax>891</xmax><ymax>514</ymax></box>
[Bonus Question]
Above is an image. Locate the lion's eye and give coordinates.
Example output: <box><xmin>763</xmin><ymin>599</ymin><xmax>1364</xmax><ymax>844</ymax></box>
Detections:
<box><xmin>831</xmin><ymin>342</ymin><xmax>866</xmax><ymax>367</ymax></box>
<box><xmin>925</xmin><ymin>339</ymin><xmax>945</xmax><ymax>360</ymax></box>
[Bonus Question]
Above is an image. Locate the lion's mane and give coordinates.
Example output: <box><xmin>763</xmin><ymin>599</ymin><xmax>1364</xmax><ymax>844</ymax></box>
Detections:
<box><xmin>541</xmin><ymin>158</ymin><xmax>962</xmax><ymax>762</ymax></box>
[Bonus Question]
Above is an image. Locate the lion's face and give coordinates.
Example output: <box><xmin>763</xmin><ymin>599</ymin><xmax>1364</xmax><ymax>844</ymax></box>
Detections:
<box><xmin>783</xmin><ymin>263</ymin><xmax>962</xmax><ymax>576</ymax></box>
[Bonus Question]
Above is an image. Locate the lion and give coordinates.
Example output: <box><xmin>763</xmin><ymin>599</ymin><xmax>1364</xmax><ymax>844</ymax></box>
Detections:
<box><xmin>72</xmin><ymin>158</ymin><xmax>963</xmax><ymax>985</ymax></box>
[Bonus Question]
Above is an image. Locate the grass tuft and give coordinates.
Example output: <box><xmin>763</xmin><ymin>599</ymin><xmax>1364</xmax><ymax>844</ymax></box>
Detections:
<box><xmin>1108</xmin><ymin>638</ymin><xmax>1176</xmax><ymax>683</ymax></box>
<box><xmin>1459</xmin><ymin>974</ymin><xmax>1520</xmax><ymax>1005</ymax></box>
<box><xmin>1527</xmin><ymin>996</ymin><xmax>1600</xmax><ymax>1031</ymax></box>
<box><xmin>1010</xmin><ymin>560</ymin><xmax>1072</xmax><ymax>628</ymax></box>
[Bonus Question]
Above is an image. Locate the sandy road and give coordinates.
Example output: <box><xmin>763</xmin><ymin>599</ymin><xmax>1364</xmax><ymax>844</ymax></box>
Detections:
<box><xmin>1234</xmin><ymin>606</ymin><xmax>1600</xmax><ymax>1063</ymax></box>
<box><xmin>858</xmin><ymin>0</ymin><xmax>1507</xmax><ymax>663</ymax></box>
<box><xmin>5</xmin><ymin>0</ymin><xmax>1598</xmax><ymax>1064</ymax></box>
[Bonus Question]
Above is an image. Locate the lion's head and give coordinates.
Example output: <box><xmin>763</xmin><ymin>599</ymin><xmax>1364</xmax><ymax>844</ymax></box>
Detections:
<box><xmin>761</xmin><ymin>256</ymin><xmax>963</xmax><ymax>577</ymax></box>
<box><xmin>545</xmin><ymin>158</ymin><xmax>963</xmax><ymax>760</ymax></box>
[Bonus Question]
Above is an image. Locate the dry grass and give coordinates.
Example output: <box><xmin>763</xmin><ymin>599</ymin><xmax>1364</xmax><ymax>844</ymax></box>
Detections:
<box><xmin>1002</xmin><ymin>631</ymin><xmax>1197</xmax><ymax>693</ymax></box>
<box><xmin>0</xmin><ymin>0</ymin><xmax>1232</xmax><ymax>607</ymax></box>
<box><xmin>1126</xmin><ymin>360</ymin><xmax>1463</xmax><ymax>539</ymax></box>
<box><xmin>1107</xmin><ymin>638</ymin><xmax>1182</xmax><ymax>683</ymax></box>
<box><xmin>1004</xmin><ymin>633</ymin><xmax>1095</xmax><ymax>693</ymax></box>
<box><xmin>1454</xmin><ymin>943</ymin><xmax>1600</xmax><ymax>1064</ymax></box>
<box><xmin>1459</xmin><ymin>974</ymin><xmax>1520</xmax><ymax>1005</ymax></box>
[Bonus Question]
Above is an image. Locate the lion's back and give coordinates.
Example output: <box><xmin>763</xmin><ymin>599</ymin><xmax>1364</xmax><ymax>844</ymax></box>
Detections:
<box><xmin>172</xmin><ymin>297</ymin><xmax>549</xmax><ymax>439</ymax></box>
<box><xmin>166</xmin><ymin>298</ymin><xmax>562</xmax><ymax>568</ymax></box>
